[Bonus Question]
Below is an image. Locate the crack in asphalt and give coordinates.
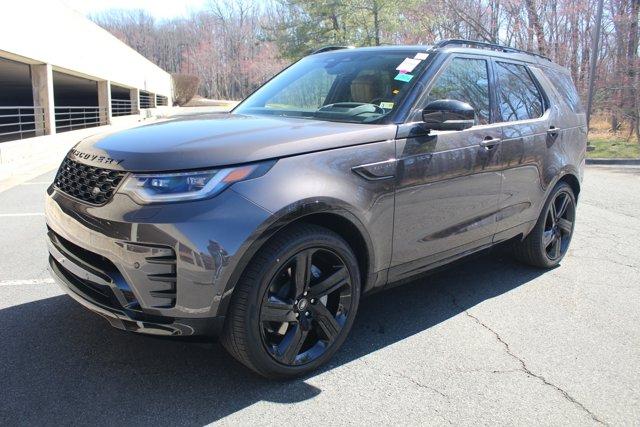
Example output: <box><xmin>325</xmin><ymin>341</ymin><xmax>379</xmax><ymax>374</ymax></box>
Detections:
<box><xmin>443</xmin><ymin>290</ymin><xmax>607</xmax><ymax>425</ymax></box>
<box><xmin>393</xmin><ymin>370</ymin><xmax>450</xmax><ymax>399</ymax></box>
<box><xmin>378</xmin><ymin>369</ymin><xmax>453</xmax><ymax>424</ymax></box>
<box><xmin>454</xmin><ymin>368</ymin><xmax>522</xmax><ymax>375</ymax></box>
<box><xmin>573</xmin><ymin>255</ymin><xmax>639</xmax><ymax>271</ymax></box>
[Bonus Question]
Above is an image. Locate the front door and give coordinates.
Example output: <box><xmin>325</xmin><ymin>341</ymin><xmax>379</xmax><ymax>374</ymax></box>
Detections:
<box><xmin>390</xmin><ymin>56</ymin><xmax>502</xmax><ymax>281</ymax></box>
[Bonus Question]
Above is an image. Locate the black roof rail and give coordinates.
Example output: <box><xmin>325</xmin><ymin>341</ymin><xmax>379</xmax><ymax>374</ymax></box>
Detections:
<box><xmin>432</xmin><ymin>39</ymin><xmax>551</xmax><ymax>61</ymax></box>
<box><xmin>311</xmin><ymin>46</ymin><xmax>354</xmax><ymax>55</ymax></box>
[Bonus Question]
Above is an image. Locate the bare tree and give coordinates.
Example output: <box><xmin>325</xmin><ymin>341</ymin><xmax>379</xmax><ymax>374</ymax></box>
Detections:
<box><xmin>90</xmin><ymin>0</ymin><xmax>640</xmax><ymax>139</ymax></box>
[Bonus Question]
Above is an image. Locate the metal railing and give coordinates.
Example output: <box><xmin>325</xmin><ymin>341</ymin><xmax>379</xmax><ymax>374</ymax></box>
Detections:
<box><xmin>54</xmin><ymin>106</ymin><xmax>106</xmax><ymax>132</ymax></box>
<box><xmin>156</xmin><ymin>95</ymin><xmax>169</xmax><ymax>106</ymax></box>
<box><xmin>139</xmin><ymin>91</ymin><xmax>153</xmax><ymax>109</ymax></box>
<box><xmin>0</xmin><ymin>106</ymin><xmax>45</xmax><ymax>141</ymax></box>
<box><xmin>111</xmin><ymin>98</ymin><xmax>136</xmax><ymax>116</ymax></box>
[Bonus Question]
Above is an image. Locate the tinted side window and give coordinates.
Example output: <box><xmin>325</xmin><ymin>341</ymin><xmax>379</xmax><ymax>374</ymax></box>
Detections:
<box><xmin>495</xmin><ymin>62</ymin><xmax>544</xmax><ymax>121</ymax></box>
<box><xmin>423</xmin><ymin>58</ymin><xmax>490</xmax><ymax>125</ymax></box>
<box><xmin>543</xmin><ymin>68</ymin><xmax>584</xmax><ymax>113</ymax></box>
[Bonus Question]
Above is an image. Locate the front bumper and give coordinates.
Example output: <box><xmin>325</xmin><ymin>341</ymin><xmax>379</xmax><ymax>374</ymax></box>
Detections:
<box><xmin>49</xmin><ymin>252</ymin><xmax>222</xmax><ymax>336</ymax></box>
<box><xmin>45</xmin><ymin>185</ymin><xmax>271</xmax><ymax>336</ymax></box>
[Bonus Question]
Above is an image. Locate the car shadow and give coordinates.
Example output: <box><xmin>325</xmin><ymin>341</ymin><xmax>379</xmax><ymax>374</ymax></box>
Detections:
<box><xmin>0</xmin><ymin>247</ymin><xmax>546</xmax><ymax>425</ymax></box>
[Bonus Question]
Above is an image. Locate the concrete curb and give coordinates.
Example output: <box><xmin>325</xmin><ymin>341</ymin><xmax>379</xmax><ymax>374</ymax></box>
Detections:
<box><xmin>586</xmin><ymin>158</ymin><xmax>640</xmax><ymax>165</ymax></box>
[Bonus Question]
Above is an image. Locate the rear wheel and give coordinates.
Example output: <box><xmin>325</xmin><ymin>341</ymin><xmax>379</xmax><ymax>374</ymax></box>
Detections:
<box><xmin>514</xmin><ymin>182</ymin><xmax>576</xmax><ymax>268</ymax></box>
<box><xmin>221</xmin><ymin>223</ymin><xmax>360</xmax><ymax>379</ymax></box>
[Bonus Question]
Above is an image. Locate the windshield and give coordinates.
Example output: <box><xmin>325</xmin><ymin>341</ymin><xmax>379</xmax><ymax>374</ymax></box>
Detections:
<box><xmin>234</xmin><ymin>49</ymin><xmax>430</xmax><ymax>124</ymax></box>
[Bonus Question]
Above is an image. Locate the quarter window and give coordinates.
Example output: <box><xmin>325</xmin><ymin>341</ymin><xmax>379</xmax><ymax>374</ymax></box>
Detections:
<box><xmin>543</xmin><ymin>68</ymin><xmax>583</xmax><ymax>113</ymax></box>
<box><xmin>421</xmin><ymin>57</ymin><xmax>490</xmax><ymax>125</ymax></box>
<box><xmin>495</xmin><ymin>62</ymin><xmax>544</xmax><ymax>121</ymax></box>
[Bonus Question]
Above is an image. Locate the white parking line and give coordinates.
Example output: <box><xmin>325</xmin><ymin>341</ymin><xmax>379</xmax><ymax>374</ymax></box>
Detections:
<box><xmin>0</xmin><ymin>213</ymin><xmax>45</xmax><ymax>217</ymax></box>
<box><xmin>0</xmin><ymin>278</ymin><xmax>55</xmax><ymax>287</ymax></box>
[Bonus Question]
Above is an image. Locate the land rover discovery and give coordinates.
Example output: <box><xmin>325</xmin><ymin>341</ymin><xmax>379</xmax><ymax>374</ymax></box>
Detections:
<box><xmin>46</xmin><ymin>40</ymin><xmax>586</xmax><ymax>378</ymax></box>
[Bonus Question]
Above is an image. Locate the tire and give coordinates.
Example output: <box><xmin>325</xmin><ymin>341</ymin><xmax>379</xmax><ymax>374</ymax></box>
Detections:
<box><xmin>513</xmin><ymin>181</ymin><xmax>577</xmax><ymax>269</ymax></box>
<box><xmin>221</xmin><ymin>223</ymin><xmax>361</xmax><ymax>379</ymax></box>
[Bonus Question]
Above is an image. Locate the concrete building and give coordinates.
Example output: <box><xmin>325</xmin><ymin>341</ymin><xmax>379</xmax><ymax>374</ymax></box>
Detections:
<box><xmin>0</xmin><ymin>1</ymin><xmax>173</xmax><ymax>143</ymax></box>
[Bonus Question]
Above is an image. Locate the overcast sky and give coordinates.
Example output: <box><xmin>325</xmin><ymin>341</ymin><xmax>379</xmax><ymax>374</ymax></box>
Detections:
<box><xmin>60</xmin><ymin>0</ymin><xmax>209</xmax><ymax>20</ymax></box>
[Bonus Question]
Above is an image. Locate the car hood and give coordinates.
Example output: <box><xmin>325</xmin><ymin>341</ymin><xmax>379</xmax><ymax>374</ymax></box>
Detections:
<box><xmin>69</xmin><ymin>113</ymin><xmax>397</xmax><ymax>172</ymax></box>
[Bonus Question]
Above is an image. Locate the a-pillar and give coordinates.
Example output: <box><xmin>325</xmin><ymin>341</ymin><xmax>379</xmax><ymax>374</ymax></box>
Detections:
<box><xmin>30</xmin><ymin>64</ymin><xmax>55</xmax><ymax>136</ymax></box>
<box><xmin>97</xmin><ymin>80</ymin><xmax>111</xmax><ymax>125</ymax></box>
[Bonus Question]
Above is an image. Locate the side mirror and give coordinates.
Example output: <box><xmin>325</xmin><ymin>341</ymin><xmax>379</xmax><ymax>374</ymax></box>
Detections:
<box><xmin>422</xmin><ymin>99</ymin><xmax>475</xmax><ymax>131</ymax></box>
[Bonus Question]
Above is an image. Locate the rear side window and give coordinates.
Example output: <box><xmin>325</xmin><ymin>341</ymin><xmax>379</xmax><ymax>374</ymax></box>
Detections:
<box><xmin>423</xmin><ymin>57</ymin><xmax>490</xmax><ymax>125</ymax></box>
<box><xmin>543</xmin><ymin>68</ymin><xmax>584</xmax><ymax>113</ymax></box>
<box><xmin>495</xmin><ymin>62</ymin><xmax>544</xmax><ymax>121</ymax></box>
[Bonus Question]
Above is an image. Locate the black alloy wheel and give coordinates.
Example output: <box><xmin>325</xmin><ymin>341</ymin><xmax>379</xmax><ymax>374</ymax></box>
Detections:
<box><xmin>222</xmin><ymin>223</ymin><xmax>360</xmax><ymax>379</ymax></box>
<box><xmin>513</xmin><ymin>181</ymin><xmax>577</xmax><ymax>268</ymax></box>
<box><xmin>259</xmin><ymin>248</ymin><xmax>353</xmax><ymax>366</ymax></box>
<box><xmin>542</xmin><ymin>189</ymin><xmax>575</xmax><ymax>261</ymax></box>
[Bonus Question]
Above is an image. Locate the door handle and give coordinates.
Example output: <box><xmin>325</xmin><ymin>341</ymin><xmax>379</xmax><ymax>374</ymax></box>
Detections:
<box><xmin>547</xmin><ymin>126</ymin><xmax>559</xmax><ymax>145</ymax></box>
<box><xmin>479</xmin><ymin>137</ymin><xmax>501</xmax><ymax>149</ymax></box>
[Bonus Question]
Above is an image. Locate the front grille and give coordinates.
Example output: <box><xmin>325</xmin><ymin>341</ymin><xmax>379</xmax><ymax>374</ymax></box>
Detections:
<box><xmin>54</xmin><ymin>158</ymin><xmax>127</xmax><ymax>205</ymax></box>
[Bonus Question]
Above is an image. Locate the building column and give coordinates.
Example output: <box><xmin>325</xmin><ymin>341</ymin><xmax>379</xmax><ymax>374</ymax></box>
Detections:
<box><xmin>97</xmin><ymin>80</ymin><xmax>111</xmax><ymax>125</ymax></box>
<box><xmin>150</xmin><ymin>92</ymin><xmax>157</xmax><ymax>108</ymax></box>
<box><xmin>30</xmin><ymin>64</ymin><xmax>55</xmax><ymax>136</ymax></box>
<box><xmin>129</xmin><ymin>88</ymin><xmax>140</xmax><ymax>115</ymax></box>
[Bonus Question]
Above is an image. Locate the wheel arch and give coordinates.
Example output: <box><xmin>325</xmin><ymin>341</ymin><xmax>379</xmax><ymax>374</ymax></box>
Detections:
<box><xmin>217</xmin><ymin>198</ymin><xmax>377</xmax><ymax>317</ymax></box>
<box><xmin>543</xmin><ymin>166</ymin><xmax>581</xmax><ymax>204</ymax></box>
<box><xmin>289</xmin><ymin>212</ymin><xmax>371</xmax><ymax>291</ymax></box>
<box><xmin>520</xmin><ymin>169</ymin><xmax>581</xmax><ymax>241</ymax></box>
<box><xmin>557</xmin><ymin>172</ymin><xmax>581</xmax><ymax>200</ymax></box>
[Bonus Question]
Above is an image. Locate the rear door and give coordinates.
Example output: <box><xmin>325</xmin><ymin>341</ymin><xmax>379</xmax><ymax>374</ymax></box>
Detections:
<box><xmin>491</xmin><ymin>60</ymin><xmax>555</xmax><ymax>240</ymax></box>
<box><xmin>390</xmin><ymin>55</ymin><xmax>503</xmax><ymax>280</ymax></box>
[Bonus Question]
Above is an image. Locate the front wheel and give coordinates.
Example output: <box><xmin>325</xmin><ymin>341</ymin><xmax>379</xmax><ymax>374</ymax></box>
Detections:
<box><xmin>221</xmin><ymin>223</ymin><xmax>360</xmax><ymax>379</ymax></box>
<box><xmin>513</xmin><ymin>181</ymin><xmax>577</xmax><ymax>268</ymax></box>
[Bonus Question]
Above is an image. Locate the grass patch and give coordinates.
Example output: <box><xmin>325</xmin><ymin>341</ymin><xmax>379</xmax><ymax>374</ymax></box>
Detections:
<box><xmin>588</xmin><ymin>135</ymin><xmax>640</xmax><ymax>158</ymax></box>
<box><xmin>587</xmin><ymin>114</ymin><xmax>639</xmax><ymax>158</ymax></box>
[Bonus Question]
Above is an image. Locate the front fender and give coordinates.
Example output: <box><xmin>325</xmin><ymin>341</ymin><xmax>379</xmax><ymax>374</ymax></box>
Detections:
<box><xmin>216</xmin><ymin>140</ymin><xmax>398</xmax><ymax>317</ymax></box>
<box><xmin>215</xmin><ymin>195</ymin><xmax>378</xmax><ymax>317</ymax></box>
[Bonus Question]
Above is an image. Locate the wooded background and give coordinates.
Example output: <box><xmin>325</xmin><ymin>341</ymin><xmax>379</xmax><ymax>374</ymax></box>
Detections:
<box><xmin>92</xmin><ymin>0</ymin><xmax>639</xmax><ymax>138</ymax></box>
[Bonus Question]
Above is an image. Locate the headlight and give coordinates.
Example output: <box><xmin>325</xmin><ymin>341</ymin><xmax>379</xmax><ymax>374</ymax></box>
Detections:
<box><xmin>120</xmin><ymin>161</ymin><xmax>274</xmax><ymax>204</ymax></box>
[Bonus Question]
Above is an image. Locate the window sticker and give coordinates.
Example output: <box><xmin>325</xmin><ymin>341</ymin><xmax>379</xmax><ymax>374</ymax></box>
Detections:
<box><xmin>379</xmin><ymin>101</ymin><xmax>394</xmax><ymax>109</ymax></box>
<box><xmin>396</xmin><ymin>58</ymin><xmax>421</xmax><ymax>73</ymax></box>
<box><xmin>394</xmin><ymin>73</ymin><xmax>414</xmax><ymax>82</ymax></box>
<box><xmin>414</xmin><ymin>52</ymin><xmax>428</xmax><ymax>60</ymax></box>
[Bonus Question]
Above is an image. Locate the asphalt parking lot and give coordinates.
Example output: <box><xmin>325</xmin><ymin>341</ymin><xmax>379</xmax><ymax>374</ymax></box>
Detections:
<box><xmin>0</xmin><ymin>165</ymin><xmax>638</xmax><ymax>426</ymax></box>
